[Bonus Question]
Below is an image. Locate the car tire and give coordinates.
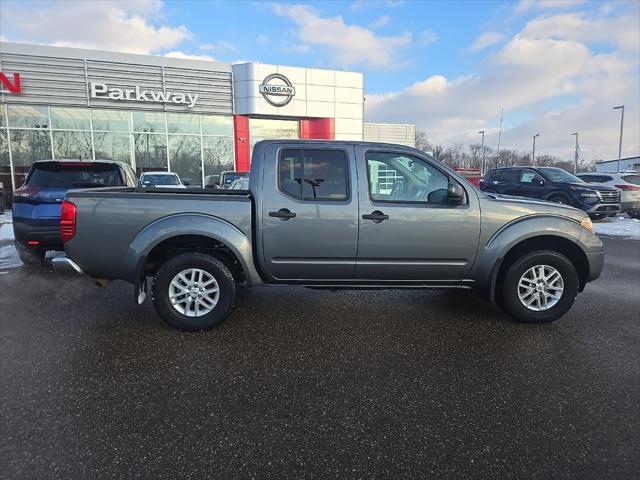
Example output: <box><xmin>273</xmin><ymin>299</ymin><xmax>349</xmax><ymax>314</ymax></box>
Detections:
<box><xmin>629</xmin><ymin>212</ymin><xmax>640</xmax><ymax>220</ymax></box>
<box><xmin>15</xmin><ymin>241</ymin><xmax>46</xmax><ymax>266</ymax></box>
<box><xmin>499</xmin><ymin>250</ymin><xmax>579</xmax><ymax>324</ymax></box>
<box><xmin>152</xmin><ymin>252</ymin><xmax>236</xmax><ymax>331</ymax></box>
<box><xmin>548</xmin><ymin>195</ymin><xmax>570</xmax><ymax>205</ymax></box>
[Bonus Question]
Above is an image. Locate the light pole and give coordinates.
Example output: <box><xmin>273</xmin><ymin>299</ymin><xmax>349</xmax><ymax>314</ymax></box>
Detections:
<box><xmin>571</xmin><ymin>132</ymin><xmax>578</xmax><ymax>173</ymax></box>
<box><xmin>532</xmin><ymin>133</ymin><xmax>540</xmax><ymax>165</ymax></box>
<box><xmin>478</xmin><ymin>130</ymin><xmax>485</xmax><ymax>175</ymax></box>
<box><xmin>613</xmin><ymin>105</ymin><xmax>624</xmax><ymax>173</ymax></box>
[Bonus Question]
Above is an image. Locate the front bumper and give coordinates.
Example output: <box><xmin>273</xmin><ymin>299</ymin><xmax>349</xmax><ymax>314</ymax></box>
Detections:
<box><xmin>51</xmin><ymin>256</ymin><xmax>83</xmax><ymax>275</ymax></box>
<box><xmin>585</xmin><ymin>203</ymin><xmax>621</xmax><ymax>216</ymax></box>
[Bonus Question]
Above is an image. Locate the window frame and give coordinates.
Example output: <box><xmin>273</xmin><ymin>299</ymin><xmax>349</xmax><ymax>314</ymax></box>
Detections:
<box><xmin>364</xmin><ymin>149</ymin><xmax>465</xmax><ymax>207</ymax></box>
<box><xmin>277</xmin><ymin>147</ymin><xmax>351</xmax><ymax>202</ymax></box>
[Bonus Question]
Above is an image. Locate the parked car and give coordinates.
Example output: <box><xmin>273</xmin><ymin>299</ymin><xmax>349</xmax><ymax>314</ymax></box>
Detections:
<box><xmin>138</xmin><ymin>171</ymin><xmax>187</xmax><ymax>189</ymax></box>
<box><xmin>54</xmin><ymin>140</ymin><xmax>603</xmax><ymax>330</ymax></box>
<box><xmin>12</xmin><ymin>160</ymin><xmax>137</xmax><ymax>265</ymax></box>
<box><xmin>576</xmin><ymin>172</ymin><xmax>640</xmax><ymax>219</ymax></box>
<box><xmin>480</xmin><ymin>166</ymin><xmax>621</xmax><ymax>219</ymax></box>
<box><xmin>228</xmin><ymin>177</ymin><xmax>249</xmax><ymax>190</ymax></box>
<box><xmin>219</xmin><ymin>171</ymin><xmax>249</xmax><ymax>189</ymax></box>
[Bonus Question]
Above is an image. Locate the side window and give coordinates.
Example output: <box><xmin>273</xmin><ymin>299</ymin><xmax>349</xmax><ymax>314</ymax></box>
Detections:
<box><xmin>501</xmin><ymin>169</ymin><xmax>521</xmax><ymax>183</ymax></box>
<box><xmin>366</xmin><ymin>152</ymin><xmax>450</xmax><ymax>204</ymax></box>
<box><xmin>278</xmin><ymin>149</ymin><xmax>348</xmax><ymax>201</ymax></box>
<box><xmin>520</xmin><ymin>169</ymin><xmax>543</xmax><ymax>184</ymax></box>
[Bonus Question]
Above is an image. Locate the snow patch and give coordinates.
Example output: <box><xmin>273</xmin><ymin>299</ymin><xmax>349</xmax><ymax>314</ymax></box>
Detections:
<box><xmin>0</xmin><ymin>244</ymin><xmax>22</xmax><ymax>269</ymax></box>
<box><xmin>0</xmin><ymin>222</ymin><xmax>14</xmax><ymax>241</ymax></box>
<box><xmin>593</xmin><ymin>216</ymin><xmax>640</xmax><ymax>239</ymax></box>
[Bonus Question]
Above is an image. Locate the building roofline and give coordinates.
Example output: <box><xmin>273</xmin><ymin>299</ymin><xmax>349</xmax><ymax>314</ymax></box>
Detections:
<box><xmin>0</xmin><ymin>41</ymin><xmax>232</xmax><ymax>72</ymax></box>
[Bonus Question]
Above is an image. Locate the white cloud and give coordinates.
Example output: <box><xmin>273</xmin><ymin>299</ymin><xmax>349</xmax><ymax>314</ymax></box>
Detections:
<box><xmin>470</xmin><ymin>32</ymin><xmax>506</xmax><ymax>52</ymax></box>
<box><xmin>164</xmin><ymin>51</ymin><xmax>216</xmax><ymax>62</ymax></box>
<box><xmin>418</xmin><ymin>29</ymin><xmax>438</xmax><ymax>47</ymax></box>
<box><xmin>521</xmin><ymin>12</ymin><xmax>639</xmax><ymax>53</ymax></box>
<box><xmin>273</xmin><ymin>4</ymin><xmax>411</xmax><ymax>69</ymax></box>
<box><xmin>366</xmin><ymin>8</ymin><xmax>639</xmax><ymax>162</ymax></box>
<box><xmin>514</xmin><ymin>0</ymin><xmax>586</xmax><ymax>15</ymax></box>
<box><xmin>0</xmin><ymin>0</ymin><xmax>189</xmax><ymax>54</ymax></box>
<box><xmin>369</xmin><ymin>15</ymin><xmax>390</xmax><ymax>29</ymax></box>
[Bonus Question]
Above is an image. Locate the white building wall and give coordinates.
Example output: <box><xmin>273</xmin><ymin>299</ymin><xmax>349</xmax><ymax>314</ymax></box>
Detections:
<box><xmin>232</xmin><ymin>63</ymin><xmax>364</xmax><ymax>140</ymax></box>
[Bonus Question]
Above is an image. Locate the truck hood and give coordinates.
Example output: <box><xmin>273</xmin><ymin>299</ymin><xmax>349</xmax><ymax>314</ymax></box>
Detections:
<box><xmin>568</xmin><ymin>182</ymin><xmax>617</xmax><ymax>192</ymax></box>
<box><xmin>480</xmin><ymin>192</ymin><xmax>585</xmax><ymax>221</ymax></box>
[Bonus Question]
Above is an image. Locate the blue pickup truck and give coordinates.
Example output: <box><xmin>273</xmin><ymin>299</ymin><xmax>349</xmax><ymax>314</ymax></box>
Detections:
<box><xmin>12</xmin><ymin>160</ymin><xmax>137</xmax><ymax>265</ymax></box>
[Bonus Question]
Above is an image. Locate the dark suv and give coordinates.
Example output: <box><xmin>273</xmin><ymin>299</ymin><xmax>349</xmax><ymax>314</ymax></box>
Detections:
<box><xmin>12</xmin><ymin>160</ymin><xmax>137</xmax><ymax>265</ymax></box>
<box><xmin>480</xmin><ymin>166</ymin><xmax>620</xmax><ymax>219</ymax></box>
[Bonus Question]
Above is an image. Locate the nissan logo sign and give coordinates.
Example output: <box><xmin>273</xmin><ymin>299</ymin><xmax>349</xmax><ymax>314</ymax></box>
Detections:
<box><xmin>258</xmin><ymin>73</ymin><xmax>296</xmax><ymax>107</ymax></box>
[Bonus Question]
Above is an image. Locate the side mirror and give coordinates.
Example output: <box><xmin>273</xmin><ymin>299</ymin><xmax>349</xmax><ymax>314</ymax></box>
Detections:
<box><xmin>537</xmin><ymin>179</ymin><xmax>545</xmax><ymax>186</ymax></box>
<box><xmin>447</xmin><ymin>183</ymin><xmax>465</xmax><ymax>205</ymax></box>
<box><xmin>183</xmin><ymin>182</ymin><xmax>190</xmax><ymax>186</ymax></box>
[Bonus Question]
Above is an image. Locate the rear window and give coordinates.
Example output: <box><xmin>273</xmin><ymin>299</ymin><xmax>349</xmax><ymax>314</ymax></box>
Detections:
<box><xmin>141</xmin><ymin>174</ymin><xmax>180</xmax><ymax>186</ymax></box>
<box><xmin>622</xmin><ymin>175</ymin><xmax>640</xmax><ymax>185</ymax></box>
<box><xmin>278</xmin><ymin>149</ymin><xmax>348</xmax><ymax>201</ymax></box>
<box><xmin>27</xmin><ymin>162</ymin><xmax>124</xmax><ymax>188</ymax></box>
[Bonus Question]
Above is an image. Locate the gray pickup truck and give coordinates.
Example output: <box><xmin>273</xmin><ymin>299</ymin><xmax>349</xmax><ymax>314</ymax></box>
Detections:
<box><xmin>54</xmin><ymin>140</ymin><xmax>604</xmax><ymax>330</ymax></box>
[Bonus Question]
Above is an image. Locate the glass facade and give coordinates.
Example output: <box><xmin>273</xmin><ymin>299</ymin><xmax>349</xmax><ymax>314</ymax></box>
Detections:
<box><xmin>249</xmin><ymin>118</ymin><xmax>299</xmax><ymax>158</ymax></box>
<box><xmin>0</xmin><ymin>104</ymin><xmax>235</xmax><ymax>191</ymax></box>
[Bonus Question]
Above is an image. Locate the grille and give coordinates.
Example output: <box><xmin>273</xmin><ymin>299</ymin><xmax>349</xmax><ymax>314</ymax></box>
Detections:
<box><xmin>597</xmin><ymin>190</ymin><xmax>620</xmax><ymax>203</ymax></box>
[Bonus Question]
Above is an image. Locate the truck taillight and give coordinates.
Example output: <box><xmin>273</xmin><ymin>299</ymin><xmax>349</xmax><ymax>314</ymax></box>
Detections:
<box><xmin>60</xmin><ymin>201</ymin><xmax>76</xmax><ymax>243</ymax></box>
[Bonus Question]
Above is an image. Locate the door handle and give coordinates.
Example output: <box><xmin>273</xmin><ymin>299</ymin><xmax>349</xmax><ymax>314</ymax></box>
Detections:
<box><xmin>362</xmin><ymin>210</ymin><xmax>389</xmax><ymax>223</ymax></box>
<box><xmin>269</xmin><ymin>208</ymin><xmax>296</xmax><ymax>220</ymax></box>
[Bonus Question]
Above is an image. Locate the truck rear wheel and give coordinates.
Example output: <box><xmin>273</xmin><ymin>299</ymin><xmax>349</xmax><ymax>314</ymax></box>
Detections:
<box><xmin>499</xmin><ymin>250</ymin><xmax>578</xmax><ymax>323</ymax></box>
<box><xmin>151</xmin><ymin>252</ymin><xmax>236</xmax><ymax>331</ymax></box>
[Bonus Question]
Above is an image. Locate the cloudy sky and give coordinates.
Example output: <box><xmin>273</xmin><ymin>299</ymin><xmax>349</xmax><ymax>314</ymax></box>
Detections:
<box><xmin>1</xmin><ymin>0</ymin><xmax>638</xmax><ymax>162</ymax></box>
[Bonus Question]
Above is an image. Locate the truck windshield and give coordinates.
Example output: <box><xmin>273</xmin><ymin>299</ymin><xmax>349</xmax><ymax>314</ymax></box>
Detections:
<box><xmin>27</xmin><ymin>162</ymin><xmax>123</xmax><ymax>188</ymax></box>
<box><xmin>142</xmin><ymin>174</ymin><xmax>180</xmax><ymax>186</ymax></box>
<box><xmin>538</xmin><ymin>168</ymin><xmax>584</xmax><ymax>184</ymax></box>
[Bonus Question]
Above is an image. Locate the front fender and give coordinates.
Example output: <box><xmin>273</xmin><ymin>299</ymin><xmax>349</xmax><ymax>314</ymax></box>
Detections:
<box><xmin>122</xmin><ymin>213</ymin><xmax>263</xmax><ymax>288</ymax></box>
<box><xmin>471</xmin><ymin>214</ymin><xmax>586</xmax><ymax>300</ymax></box>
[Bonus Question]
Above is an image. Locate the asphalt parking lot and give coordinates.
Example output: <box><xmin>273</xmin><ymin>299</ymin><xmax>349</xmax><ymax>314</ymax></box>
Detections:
<box><xmin>1</xmin><ymin>237</ymin><xmax>639</xmax><ymax>479</ymax></box>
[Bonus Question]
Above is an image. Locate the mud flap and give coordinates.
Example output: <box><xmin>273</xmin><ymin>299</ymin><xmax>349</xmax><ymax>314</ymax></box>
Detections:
<box><xmin>136</xmin><ymin>277</ymin><xmax>148</xmax><ymax>304</ymax></box>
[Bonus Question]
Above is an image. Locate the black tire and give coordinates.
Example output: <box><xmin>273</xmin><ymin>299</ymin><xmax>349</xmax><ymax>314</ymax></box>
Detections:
<box><xmin>548</xmin><ymin>195</ymin><xmax>570</xmax><ymax>205</ymax></box>
<box><xmin>151</xmin><ymin>252</ymin><xmax>236</xmax><ymax>331</ymax></box>
<box><xmin>499</xmin><ymin>250</ymin><xmax>579</xmax><ymax>324</ymax></box>
<box><xmin>15</xmin><ymin>241</ymin><xmax>46</xmax><ymax>266</ymax></box>
<box><xmin>629</xmin><ymin>212</ymin><xmax>640</xmax><ymax>220</ymax></box>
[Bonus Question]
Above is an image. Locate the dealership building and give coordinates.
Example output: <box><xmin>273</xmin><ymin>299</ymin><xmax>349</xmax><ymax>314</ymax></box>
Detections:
<box><xmin>0</xmin><ymin>42</ymin><xmax>415</xmax><ymax>192</ymax></box>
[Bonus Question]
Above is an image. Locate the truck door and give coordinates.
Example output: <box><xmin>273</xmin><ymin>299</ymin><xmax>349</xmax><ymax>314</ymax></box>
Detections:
<box><xmin>260</xmin><ymin>145</ymin><xmax>359</xmax><ymax>282</ymax></box>
<box><xmin>355</xmin><ymin>147</ymin><xmax>481</xmax><ymax>281</ymax></box>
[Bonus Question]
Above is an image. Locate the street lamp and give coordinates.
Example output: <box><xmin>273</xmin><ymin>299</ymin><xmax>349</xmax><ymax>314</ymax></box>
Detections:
<box><xmin>613</xmin><ymin>105</ymin><xmax>624</xmax><ymax>173</ymax></box>
<box><xmin>571</xmin><ymin>132</ymin><xmax>578</xmax><ymax>173</ymax></box>
<box><xmin>478</xmin><ymin>130</ymin><xmax>485</xmax><ymax>175</ymax></box>
<box><xmin>532</xmin><ymin>133</ymin><xmax>540</xmax><ymax>165</ymax></box>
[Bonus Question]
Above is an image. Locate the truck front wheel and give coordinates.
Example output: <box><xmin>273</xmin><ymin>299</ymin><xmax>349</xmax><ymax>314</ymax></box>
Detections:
<box><xmin>151</xmin><ymin>252</ymin><xmax>236</xmax><ymax>331</ymax></box>
<box><xmin>499</xmin><ymin>250</ymin><xmax>579</xmax><ymax>323</ymax></box>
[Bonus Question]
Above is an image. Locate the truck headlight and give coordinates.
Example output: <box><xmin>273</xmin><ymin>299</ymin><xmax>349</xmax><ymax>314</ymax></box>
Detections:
<box><xmin>581</xmin><ymin>216</ymin><xmax>594</xmax><ymax>234</ymax></box>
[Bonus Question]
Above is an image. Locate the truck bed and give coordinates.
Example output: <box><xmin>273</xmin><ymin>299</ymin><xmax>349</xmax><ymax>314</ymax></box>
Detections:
<box><xmin>64</xmin><ymin>187</ymin><xmax>253</xmax><ymax>281</ymax></box>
